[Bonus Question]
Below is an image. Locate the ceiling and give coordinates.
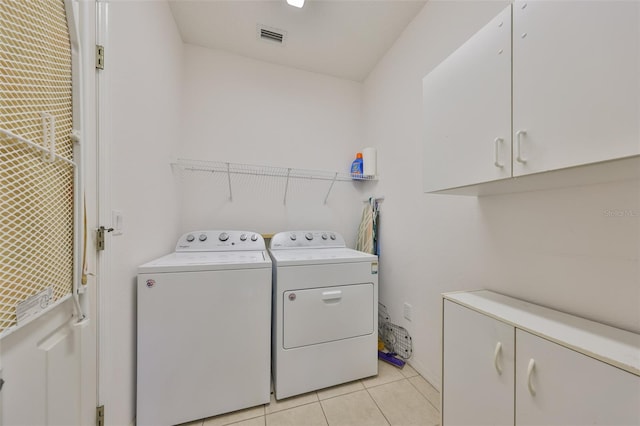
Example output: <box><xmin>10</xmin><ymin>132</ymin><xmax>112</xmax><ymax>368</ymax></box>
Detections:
<box><xmin>168</xmin><ymin>0</ymin><xmax>427</xmax><ymax>82</ymax></box>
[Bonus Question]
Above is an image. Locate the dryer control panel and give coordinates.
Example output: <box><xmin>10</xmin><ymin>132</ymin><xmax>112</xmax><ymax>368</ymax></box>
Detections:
<box><xmin>175</xmin><ymin>230</ymin><xmax>265</xmax><ymax>252</ymax></box>
<box><xmin>270</xmin><ymin>231</ymin><xmax>346</xmax><ymax>249</ymax></box>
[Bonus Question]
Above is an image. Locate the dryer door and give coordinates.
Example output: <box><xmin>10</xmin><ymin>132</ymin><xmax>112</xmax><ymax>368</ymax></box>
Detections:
<box><xmin>283</xmin><ymin>283</ymin><xmax>374</xmax><ymax>349</ymax></box>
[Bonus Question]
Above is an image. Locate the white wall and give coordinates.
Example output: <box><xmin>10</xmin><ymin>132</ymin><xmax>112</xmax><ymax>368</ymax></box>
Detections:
<box><xmin>178</xmin><ymin>45</ymin><xmax>369</xmax><ymax>244</ymax></box>
<box><xmin>363</xmin><ymin>0</ymin><xmax>640</xmax><ymax>389</ymax></box>
<box><xmin>101</xmin><ymin>2</ymin><xmax>183</xmax><ymax>424</ymax></box>
<box><xmin>479</xmin><ymin>179</ymin><xmax>640</xmax><ymax>330</ymax></box>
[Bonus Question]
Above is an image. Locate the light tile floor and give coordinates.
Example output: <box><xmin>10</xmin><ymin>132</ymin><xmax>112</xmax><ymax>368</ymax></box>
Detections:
<box><xmin>181</xmin><ymin>360</ymin><xmax>440</xmax><ymax>426</ymax></box>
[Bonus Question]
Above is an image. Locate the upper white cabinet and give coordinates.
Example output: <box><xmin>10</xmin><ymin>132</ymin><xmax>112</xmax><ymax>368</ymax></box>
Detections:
<box><xmin>423</xmin><ymin>2</ymin><xmax>640</xmax><ymax>193</ymax></box>
<box><xmin>423</xmin><ymin>6</ymin><xmax>512</xmax><ymax>192</ymax></box>
<box><xmin>512</xmin><ymin>1</ymin><xmax>640</xmax><ymax>176</ymax></box>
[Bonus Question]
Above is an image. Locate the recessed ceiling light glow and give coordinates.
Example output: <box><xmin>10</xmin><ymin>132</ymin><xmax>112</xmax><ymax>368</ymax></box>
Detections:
<box><xmin>286</xmin><ymin>0</ymin><xmax>305</xmax><ymax>8</ymax></box>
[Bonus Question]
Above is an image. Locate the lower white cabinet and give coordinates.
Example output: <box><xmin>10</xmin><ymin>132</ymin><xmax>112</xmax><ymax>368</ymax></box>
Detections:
<box><xmin>516</xmin><ymin>330</ymin><xmax>640</xmax><ymax>425</ymax></box>
<box><xmin>442</xmin><ymin>291</ymin><xmax>640</xmax><ymax>426</ymax></box>
<box><xmin>443</xmin><ymin>300</ymin><xmax>514</xmax><ymax>425</ymax></box>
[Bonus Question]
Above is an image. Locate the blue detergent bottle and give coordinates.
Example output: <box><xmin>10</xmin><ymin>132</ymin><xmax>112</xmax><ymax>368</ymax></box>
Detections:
<box><xmin>351</xmin><ymin>152</ymin><xmax>363</xmax><ymax>178</ymax></box>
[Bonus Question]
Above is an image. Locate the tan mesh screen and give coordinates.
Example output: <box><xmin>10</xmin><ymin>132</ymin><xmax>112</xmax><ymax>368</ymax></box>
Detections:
<box><xmin>0</xmin><ymin>0</ymin><xmax>74</xmax><ymax>332</ymax></box>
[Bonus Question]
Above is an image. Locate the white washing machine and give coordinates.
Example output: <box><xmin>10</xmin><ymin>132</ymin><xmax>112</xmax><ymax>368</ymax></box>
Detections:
<box><xmin>137</xmin><ymin>230</ymin><xmax>272</xmax><ymax>426</ymax></box>
<box><xmin>269</xmin><ymin>230</ymin><xmax>379</xmax><ymax>400</ymax></box>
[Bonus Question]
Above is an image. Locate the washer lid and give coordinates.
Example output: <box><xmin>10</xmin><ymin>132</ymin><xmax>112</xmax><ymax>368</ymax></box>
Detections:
<box><xmin>138</xmin><ymin>250</ymin><xmax>271</xmax><ymax>273</ymax></box>
<box><xmin>268</xmin><ymin>247</ymin><xmax>377</xmax><ymax>266</ymax></box>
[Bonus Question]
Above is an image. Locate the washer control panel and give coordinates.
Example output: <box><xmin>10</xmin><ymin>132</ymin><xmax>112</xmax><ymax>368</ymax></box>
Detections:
<box><xmin>175</xmin><ymin>230</ymin><xmax>265</xmax><ymax>252</ymax></box>
<box><xmin>270</xmin><ymin>231</ymin><xmax>345</xmax><ymax>249</ymax></box>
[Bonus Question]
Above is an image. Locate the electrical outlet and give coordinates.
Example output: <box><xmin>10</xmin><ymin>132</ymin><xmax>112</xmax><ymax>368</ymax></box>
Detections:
<box><xmin>403</xmin><ymin>302</ymin><xmax>412</xmax><ymax>321</ymax></box>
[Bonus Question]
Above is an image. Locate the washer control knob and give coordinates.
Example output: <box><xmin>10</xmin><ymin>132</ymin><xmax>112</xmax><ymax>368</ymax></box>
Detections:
<box><xmin>239</xmin><ymin>233</ymin><xmax>247</xmax><ymax>241</ymax></box>
<box><xmin>218</xmin><ymin>232</ymin><xmax>229</xmax><ymax>242</ymax></box>
<box><xmin>305</xmin><ymin>233</ymin><xmax>313</xmax><ymax>241</ymax></box>
<box><xmin>186</xmin><ymin>234</ymin><xmax>195</xmax><ymax>242</ymax></box>
<box><xmin>321</xmin><ymin>233</ymin><xmax>328</xmax><ymax>240</ymax></box>
<box><xmin>251</xmin><ymin>234</ymin><xmax>259</xmax><ymax>242</ymax></box>
<box><xmin>290</xmin><ymin>233</ymin><xmax>297</xmax><ymax>241</ymax></box>
<box><xmin>199</xmin><ymin>233</ymin><xmax>208</xmax><ymax>242</ymax></box>
<box><xmin>330</xmin><ymin>233</ymin><xmax>336</xmax><ymax>240</ymax></box>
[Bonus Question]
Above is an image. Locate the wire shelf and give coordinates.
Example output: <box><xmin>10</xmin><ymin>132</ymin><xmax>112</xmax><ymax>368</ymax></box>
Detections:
<box><xmin>171</xmin><ymin>158</ymin><xmax>378</xmax><ymax>204</ymax></box>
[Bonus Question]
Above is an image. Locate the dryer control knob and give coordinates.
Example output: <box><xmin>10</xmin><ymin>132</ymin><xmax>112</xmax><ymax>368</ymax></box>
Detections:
<box><xmin>305</xmin><ymin>233</ymin><xmax>313</xmax><ymax>241</ymax></box>
<box><xmin>199</xmin><ymin>234</ymin><xmax>208</xmax><ymax>241</ymax></box>
<box><xmin>186</xmin><ymin>234</ymin><xmax>195</xmax><ymax>242</ymax></box>
<box><xmin>330</xmin><ymin>233</ymin><xmax>336</xmax><ymax>240</ymax></box>
<box><xmin>290</xmin><ymin>233</ymin><xmax>297</xmax><ymax>241</ymax></box>
<box><xmin>251</xmin><ymin>234</ymin><xmax>259</xmax><ymax>242</ymax></box>
<box><xmin>239</xmin><ymin>233</ymin><xmax>247</xmax><ymax>241</ymax></box>
<box><xmin>321</xmin><ymin>233</ymin><xmax>328</xmax><ymax>240</ymax></box>
<box><xmin>218</xmin><ymin>232</ymin><xmax>229</xmax><ymax>242</ymax></box>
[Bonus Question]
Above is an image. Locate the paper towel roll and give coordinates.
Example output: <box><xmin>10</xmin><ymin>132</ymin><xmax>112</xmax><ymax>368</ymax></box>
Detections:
<box><xmin>363</xmin><ymin>147</ymin><xmax>377</xmax><ymax>177</ymax></box>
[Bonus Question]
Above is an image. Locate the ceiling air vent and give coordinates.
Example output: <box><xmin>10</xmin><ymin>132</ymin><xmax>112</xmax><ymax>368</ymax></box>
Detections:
<box><xmin>257</xmin><ymin>24</ymin><xmax>287</xmax><ymax>45</ymax></box>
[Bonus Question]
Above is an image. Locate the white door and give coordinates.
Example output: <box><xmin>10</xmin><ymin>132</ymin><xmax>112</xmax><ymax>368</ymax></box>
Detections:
<box><xmin>442</xmin><ymin>301</ymin><xmax>515</xmax><ymax>426</ymax></box>
<box><xmin>516</xmin><ymin>330</ymin><xmax>640</xmax><ymax>425</ymax></box>
<box><xmin>0</xmin><ymin>1</ymin><xmax>98</xmax><ymax>425</ymax></box>
<box><xmin>512</xmin><ymin>1</ymin><xmax>640</xmax><ymax>176</ymax></box>
<box><xmin>422</xmin><ymin>5</ymin><xmax>512</xmax><ymax>192</ymax></box>
<box><xmin>0</xmin><ymin>304</ymin><xmax>88</xmax><ymax>426</ymax></box>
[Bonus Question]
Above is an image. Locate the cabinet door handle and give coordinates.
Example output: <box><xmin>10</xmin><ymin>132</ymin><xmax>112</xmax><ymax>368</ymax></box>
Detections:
<box><xmin>493</xmin><ymin>138</ymin><xmax>504</xmax><ymax>168</ymax></box>
<box><xmin>516</xmin><ymin>130</ymin><xmax>527</xmax><ymax>164</ymax></box>
<box><xmin>527</xmin><ymin>358</ymin><xmax>536</xmax><ymax>396</ymax></box>
<box><xmin>493</xmin><ymin>341</ymin><xmax>503</xmax><ymax>374</ymax></box>
<box><xmin>321</xmin><ymin>290</ymin><xmax>342</xmax><ymax>301</ymax></box>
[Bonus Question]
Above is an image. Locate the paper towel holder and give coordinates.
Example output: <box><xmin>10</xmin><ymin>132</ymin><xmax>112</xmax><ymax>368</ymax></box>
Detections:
<box><xmin>362</xmin><ymin>147</ymin><xmax>377</xmax><ymax>177</ymax></box>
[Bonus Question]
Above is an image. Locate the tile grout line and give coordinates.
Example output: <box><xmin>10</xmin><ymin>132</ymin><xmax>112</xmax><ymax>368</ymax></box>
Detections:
<box><xmin>317</xmin><ymin>391</ymin><xmax>331</xmax><ymax>426</ymax></box>
<box><xmin>261</xmin><ymin>403</ymin><xmax>267</xmax><ymax>426</ymax></box>
<box><xmin>364</xmin><ymin>380</ymin><xmax>395</xmax><ymax>426</ymax></box>
<box><xmin>270</xmin><ymin>399</ymin><xmax>318</xmax><ymax>412</ymax></box>
<box><xmin>406</xmin><ymin>376</ymin><xmax>441</xmax><ymax>414</ymax></box>
<box><xmin>217</xmin><ymin>406</ymin><xmax>266</xmax><ymax>426</ymax></box>
<box><xmin>362</xmin><ymin>372</ymin><xmax>406</xmax><ymax>390</ymax></box>
<box><xmin>317</xmin><ymin>380</ymin><xmax>368</xmax><ymax>403</ymax></box>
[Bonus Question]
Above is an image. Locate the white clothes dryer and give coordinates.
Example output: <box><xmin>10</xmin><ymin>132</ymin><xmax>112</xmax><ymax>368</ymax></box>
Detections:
<box><xmin>269</xmin><ymin>231</ymin><xmax>378</xmax><ymax>400</ymax></box>
<box><xmin>137</xmin><ymin>231</ymin><xmax>271</xmax><ymax>426</ymax></box>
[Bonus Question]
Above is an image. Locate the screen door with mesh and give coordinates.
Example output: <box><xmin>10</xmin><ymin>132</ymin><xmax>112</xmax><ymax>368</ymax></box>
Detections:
<box><xmin>0</xmin><ymin>0</ymin><xmax>76</xmax><ymax>334</ymax></box>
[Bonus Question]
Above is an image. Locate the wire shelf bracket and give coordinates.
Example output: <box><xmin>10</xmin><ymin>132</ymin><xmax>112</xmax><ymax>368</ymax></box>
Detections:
<box><xmin>323</xmin><ymin>172</ymin><xmax>339</xmax><ymax>205</ymax></box>
<box><xmin>226</xmin><ymin>162</ymin><xmax>233</xmax><ymax>201</ymax></box>
<box><xmin>1</xmin><ymin>123</ymin><xmax>75</xmax><ymax>168</ymax></box>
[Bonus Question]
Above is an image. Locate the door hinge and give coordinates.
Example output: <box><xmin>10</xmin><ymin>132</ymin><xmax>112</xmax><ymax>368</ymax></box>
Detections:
<box><xmin>96</xmin><ymin>405</ymin><xmax>104</xmax><ymax>426</ymax></box>
<box><xmin>97</xmin><ymin>226</ymin><xmax>114</xmax><ymax>251</ymax></box>
<box><xmin>96</xmin><ymin>45</ymin><xmax>105</xmax><ymax>70</ymax></box>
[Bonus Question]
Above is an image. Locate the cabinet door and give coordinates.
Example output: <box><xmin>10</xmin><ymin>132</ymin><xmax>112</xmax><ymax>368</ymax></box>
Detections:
<box><xmin>423</xmin><ymin>6</ymin><xmax>512</xmax><ymax>192</ymax></box>
<box><xmin>516</xmin><ymin>330</ymin><xmax>640</xmax><ymax>425</ymax></box>
<box><xmin>443</xmin><ymin>300</ymin><xmax>515</xmax><ymax>425</ymax></box>
<box><xmin>512</xmin><ymin>1</ymin><xmax>640</xmax><ymax>176</ymax></box>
